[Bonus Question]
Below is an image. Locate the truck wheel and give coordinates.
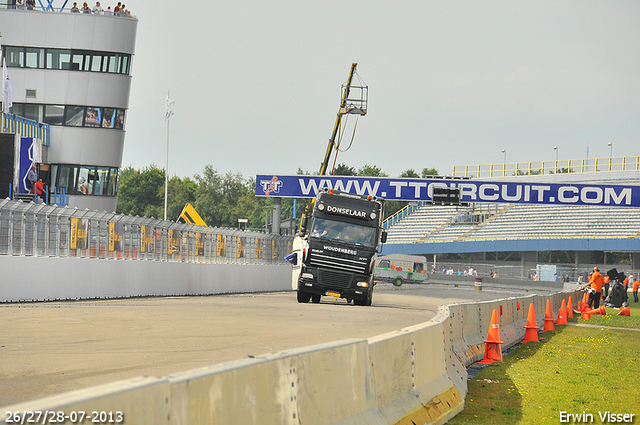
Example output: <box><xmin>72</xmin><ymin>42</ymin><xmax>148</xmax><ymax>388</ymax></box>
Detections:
<box><xmin>365</xmin><ymin>290</ymin><xmax>373</xmax><ymax>306</ymax></box>
<box><xmin>393</xmin><ymin>277</ymin><xmax>403</xmax><ymax>287</ymax></box>
<box><xmin>297</xmin><ymin>289</ymin><xmax>311</xmax><ymax>303</ymax></box>
<box><xmin>311</xmin><ymin>294</ymin><xmax>321</xmax><ymax>303</ymax></box>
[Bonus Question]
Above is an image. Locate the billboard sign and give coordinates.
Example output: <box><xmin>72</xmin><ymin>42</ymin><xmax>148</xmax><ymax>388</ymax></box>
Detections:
<box><xmin>255</xmin><ymin>175</ymin><xmax>640</xmax><ymax>207</ymax></box>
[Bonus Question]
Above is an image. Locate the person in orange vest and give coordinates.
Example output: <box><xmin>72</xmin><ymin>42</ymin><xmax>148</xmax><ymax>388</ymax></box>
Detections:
<box><xmin>623</xmin><ymin>275</ymin><xmax>630</xmax><ymax>291</ymax></box>
<box><xmin>632</xmin><ymin>277</ymin><xmax>639</xmax><ymax>303</ymax></box>
<box><xmin>603</xmin><ymin>274</ymin><xmax>610</xmax><ymax>298</ymax></box>
<box><xmin>586</xmin><ymin>267</ymin><xmax>604</xmax><ymax>309</ymax></box>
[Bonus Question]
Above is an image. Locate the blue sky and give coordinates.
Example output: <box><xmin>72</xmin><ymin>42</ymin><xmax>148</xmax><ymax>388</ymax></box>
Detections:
<box><xmin>122</xmin><ymin>1</ymin><xmax>640</xmax><ymax>180</ymax></box>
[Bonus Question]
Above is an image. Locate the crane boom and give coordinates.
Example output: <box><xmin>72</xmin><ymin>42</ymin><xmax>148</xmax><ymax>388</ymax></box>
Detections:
<box><xmin>318</xmin><ymin>63</ymin><xmax>362</xmax><ymax>176</ymax></box>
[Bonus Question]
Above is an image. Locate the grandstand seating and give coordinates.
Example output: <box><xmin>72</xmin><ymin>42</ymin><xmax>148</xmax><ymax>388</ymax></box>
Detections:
<box><xmin>385</xmin><ymin>203</ymin><xmax>640</xmax><ymax>244</ymax></box>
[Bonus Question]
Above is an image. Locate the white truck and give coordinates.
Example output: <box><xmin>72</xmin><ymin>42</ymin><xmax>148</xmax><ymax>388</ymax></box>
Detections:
<box><xmin>374</xmin><ymin>254</ymin><xmax>429</xmax><ymax>286</ymax></box>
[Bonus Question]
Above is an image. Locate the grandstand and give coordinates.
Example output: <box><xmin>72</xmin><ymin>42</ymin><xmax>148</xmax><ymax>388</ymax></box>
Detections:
<box><xmin>381</xmin><ymin>168</ymin><xmax>640</xmax><ymax>275</ymax></box>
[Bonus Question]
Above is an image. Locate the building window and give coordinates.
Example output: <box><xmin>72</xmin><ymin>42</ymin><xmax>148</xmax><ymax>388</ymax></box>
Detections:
<box><xmin>51</xmin><ymin>165</ymin><xmax>118</xmax><ymax>197</ymax></box>
<box><xmin>44</xmin><ymin>105</ymin><xmax>65</xmax><ymax>125</ymax></box>
<box><xmin>13</xmin><ymin>103</ymin><xmax>126</xmax><ymax>130</ymax></box>
<box><xmin>6</xmin><ymin>46</ymin><xmax>132</xmax><ymax>75</ymax></box>
<box><xmin>65</xmin><ymin>106</ymin><xmax>84</xmax><ymax>126</ymax></box>
<box><xmin>5</xmin><ymin>46</ymin><xmax>24</xmax><ymax>67</ymax></box>
<box><xmin>25</xmin><ymin>47</ymin><xmax>44</xmax><ymax>68</ymax></box>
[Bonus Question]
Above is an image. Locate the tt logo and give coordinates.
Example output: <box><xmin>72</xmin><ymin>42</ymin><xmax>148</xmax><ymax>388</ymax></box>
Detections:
<box><xmin>260</xmin><ymin>176</ymin><xmax>283</xmax><ymax>195</ymax></box>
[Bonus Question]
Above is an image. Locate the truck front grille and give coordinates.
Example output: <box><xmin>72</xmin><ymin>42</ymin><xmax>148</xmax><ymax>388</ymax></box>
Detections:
<box><xmin>309</xmin><ymin>252</ymin><xmax>368</xmax><ymax>274</ymax></box>
<box><xmin>318</xmin><ymin>269</ymin><xmax>353</xmax><ymax>289</ymax></box>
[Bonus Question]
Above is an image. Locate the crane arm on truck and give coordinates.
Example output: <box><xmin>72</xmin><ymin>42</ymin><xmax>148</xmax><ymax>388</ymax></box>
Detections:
<box><xmin>299</xmin><ymin>63</ymin><xmax>368</xmax><ymax>234</ymax></box>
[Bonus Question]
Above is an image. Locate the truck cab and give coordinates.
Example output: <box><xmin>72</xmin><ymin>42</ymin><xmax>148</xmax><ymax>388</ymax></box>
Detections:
<box><xmin>292</xmin><ymin>189</ymin><xmax>385</xmax><ymax>306</ymax></box>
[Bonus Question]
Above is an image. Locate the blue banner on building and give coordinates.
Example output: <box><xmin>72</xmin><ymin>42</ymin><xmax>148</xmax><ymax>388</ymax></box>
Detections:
<box><xmin>18</xmin><ymin>137</ymin><xmax>41</xmax><ymax>194</ymax></box>
<box><xmin>255</xmin><ymin>174</ymin><xmax>640</xmax><ymax>207</ymax></box>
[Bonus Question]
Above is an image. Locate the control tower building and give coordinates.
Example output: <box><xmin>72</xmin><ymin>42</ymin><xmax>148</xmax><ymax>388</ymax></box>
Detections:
<box><xmin>0</xmin><ymin>1</ymin><xmax>137</xmax><ymax>212</ymax></box>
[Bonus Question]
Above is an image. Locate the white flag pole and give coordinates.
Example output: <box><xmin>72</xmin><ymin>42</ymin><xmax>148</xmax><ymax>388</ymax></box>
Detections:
<box><xmin>164</xmin><ymin>91</ymin><xmax>174</xmax><ymax>221</ymax></box>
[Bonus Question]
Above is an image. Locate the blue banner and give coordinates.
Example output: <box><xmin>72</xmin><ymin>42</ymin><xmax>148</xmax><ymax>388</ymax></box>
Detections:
<box><xmin>18</xmin><ymin>138</ymin><xmax>39</xmax><ymax>194</ymax></box>
<box><xmin>255</xmin><ymin>175</ymin><xmax>640</xmax><ymax>207</ymax></box>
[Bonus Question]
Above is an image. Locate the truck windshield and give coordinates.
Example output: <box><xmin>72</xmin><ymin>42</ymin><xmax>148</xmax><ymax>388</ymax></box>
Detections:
<box><xmin>309</xmin><ymin>217</ymin><xmax>377</xmax><ymax>248</ymax></box>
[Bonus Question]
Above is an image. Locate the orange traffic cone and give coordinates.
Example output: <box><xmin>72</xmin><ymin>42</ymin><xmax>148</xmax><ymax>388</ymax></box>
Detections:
<box><xmin>567</xmin><ymin>296</ymin><xmax>574</xmax><ymax>319</ymax></box>
<box><xmin>586</xmin><ymin>306</ymin><xmax>606</xmax><ymax>316</ymax></box>
<box><xmin>542</xmin><ymin>299</ymin><xmax>555</xmax><ymax>332</ymax></box>
<box><xmin>556</xmin><ymin>299</ymin><xmax>568</xmax><ymax>325</ymax></box>
<box><xmin>479</xmin><ymin>309</ymin><xmax>504</xmax><ymax>364</ymax></box>
<box><xmin>581</xmin><ymin>310</ymin><xmax>591</xmax><ymax>320</ymax></box>
<box><xmin>581</xmin><ymin>292</ymin><xmax>589</xmax><ymax>312</ymax></box>
<box><xmin>618</xmin><ymin>307</ymin><xmax>630</xmax><ymax>316</ymax></box>
<box><xmin>523</xmin><ymin>303</ymin><xmax>539</xmax><ymax>343</ymax></box>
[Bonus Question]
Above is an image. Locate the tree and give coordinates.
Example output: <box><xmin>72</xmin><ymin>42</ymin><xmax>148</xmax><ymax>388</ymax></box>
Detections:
<box><xmin>515</xmin><ymin>169</ymin><xmax>542</xmax><ymax>176</ymax></box>
<box><xmin>194</xmin><ymin>166</ymin><xmax>252</xmax><ymax>228</ymax></box>
<box><xmin>357</xmin><ymin>164</ymin><xmax>387</xmax><ymax>177</ymax></box>
<box><xmin>168</xmin><ymin>176</ymin><xmax>198</xmax><ymax>222</ymax></box>
<box><xmin>400</xmin><ymin>169</ymin><xmax>420</xmax><ymax>178</ymax></box>
<box><xmin>421</xmin><ymin>167</ymin><xmax>439</xmax><ymax>177</ymax></box>
<box><xmin>332</xmin><ymin>163</ymin><xmax>357</xmax><ymax>176</ymax></box>
<box><xmin>116</xmin><ymin>165</ymin><xmax>165</xmax><ymax>217</ymax></box>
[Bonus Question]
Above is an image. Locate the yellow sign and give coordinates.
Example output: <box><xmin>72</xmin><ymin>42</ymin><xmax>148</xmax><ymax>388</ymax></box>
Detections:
<box><xmin>108</xmin><ymin>222</ymin><xmax>123</xmax><ymax>252</ymax></box>
<box><xmin>179</xmin><ymin>203</ymin><xmax>207</xmax><ymax>226</ymax></box>
<box><xmin>237</xmin><ymin>237</ymin><xmax>245</xmax><ymax>258</ymax></box>
<box><xmin>255</xmin><ymin>238</ymin><xmax>262</xmax><ymax>259</ymax></box>
<box><xmin>140</xmin><ymin>225</ymin><xmax>154</xmax><ymax>253</ymax></box>
<box><xmin>272</xmin><ymin>240</ymin><xmax>277</xmax><ymax>260</ymax></box>
<box><xmin>216</xmin><ymin>234</ymin><xmax>226</xmax><ymax>257</ymax></box>
<box><xmin>196</xmin><ymin>233</ymin><xmax>205</xmax><ymax>256</ymax></box>
<box><xmin>168</xmin><ymin>229</ymin><xmax>180</xmax><ymax>254</ymax></box>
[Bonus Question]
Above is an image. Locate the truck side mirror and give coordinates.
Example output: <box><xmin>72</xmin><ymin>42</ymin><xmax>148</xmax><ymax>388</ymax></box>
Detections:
<box><xmin>300</xmin><ymin>215</ymin><xmax>308</xmax><ymax>234</ymax></box>
<box><xmin>381</xmin><ymin>231</ymin><xmax>387</xmax><ymax>243</ymax></box>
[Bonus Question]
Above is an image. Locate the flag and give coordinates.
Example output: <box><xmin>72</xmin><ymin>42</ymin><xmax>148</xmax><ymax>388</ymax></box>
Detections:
<box><xmin>165</xmin><ymin>95</ymin><xmax>174</xmax><ymax>120</ymax></box>
<box><xmin>3</xmin><ymin>58</ymin><xmax>12</xmax><ymax>114</ymax></box>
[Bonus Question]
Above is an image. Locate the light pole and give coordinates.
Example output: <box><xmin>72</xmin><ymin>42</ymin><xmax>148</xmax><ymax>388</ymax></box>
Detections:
<box><xmin>553</xmin><ymin>146</ymin><xmax>558</xmax><ymax>161</ymax></box>
<box><xmin>607</xmin><ymin>142</ymin><xmax>612</xmax><ymax>158</ymax></box>
<box><xmin>501</xmin><ymin>149</ymin><xmax>506</xmax><ymax>176</ymax></box>
<box><xmin>501</xmin><ymin>149</ymin><xmax>506</xmax><ymax>164</ymax></box>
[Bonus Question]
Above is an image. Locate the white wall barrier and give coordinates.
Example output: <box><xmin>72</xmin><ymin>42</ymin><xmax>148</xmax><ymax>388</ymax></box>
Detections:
<box><xmin>0</xmin><ymin>256</ymin><xmax>291</xmax><ymax>302</ymax></box>
<box><xmin>0</xmin><ymin>286</ymin><xmax>581</xmax><ymax>424</ymax></box>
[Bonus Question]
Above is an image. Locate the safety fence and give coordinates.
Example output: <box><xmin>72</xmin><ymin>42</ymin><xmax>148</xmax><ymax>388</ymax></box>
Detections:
<box><xmin>1</xmin><ymin>113</ymin><xmax>50</xmax><ymax>146</ymax></box>
<box><xmin>453</xmin><ymin>155</ymin><xmax>640</xmax><ymax>178</ymax></box>
<box><xmin>0</xmin><ymin>199</ymin><xmax>293</xmax><ymax>264</ymax></box>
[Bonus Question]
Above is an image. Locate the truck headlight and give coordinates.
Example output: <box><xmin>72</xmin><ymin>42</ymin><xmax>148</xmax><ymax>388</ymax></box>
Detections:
<box><xmin>302</xmin><ymin>273</ymin><xmax>314</xmax><ymax>279</ymax></box>
<box><xmin>356</xmin><ymin>281</ymin><xmax>369</xmax><ymax>288</ymax></box>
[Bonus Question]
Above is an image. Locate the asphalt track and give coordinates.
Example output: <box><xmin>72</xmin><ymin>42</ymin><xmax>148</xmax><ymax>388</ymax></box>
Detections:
<box><xmin>0</xmin><ymin>283</ymin><xmax>543</xmax><ymax>407</ymax></box>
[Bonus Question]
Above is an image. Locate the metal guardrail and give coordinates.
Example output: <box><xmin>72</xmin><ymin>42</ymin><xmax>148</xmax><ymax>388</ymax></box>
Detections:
<box><xmin>0</xmin><ymin>199</ymin><xmax>293</xmax><ymax>263</ymax></box>
<box><xmin>453</xmin><ymin>156</ymin><xmax>640</xmax><ymax>178</ymax></box>
<box><xmin>2</xmin><ymin>113</ymin><xmax>51</xmax><ymax>146</ymax></box>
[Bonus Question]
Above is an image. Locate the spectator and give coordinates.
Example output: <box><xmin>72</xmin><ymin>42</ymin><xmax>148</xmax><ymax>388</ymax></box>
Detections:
<box><xmin>71</xmin><ymin>2</ymin><xmax>80</xmax><ymax>12</ymax></box>
<box><xmin>92</xmin><ymin>1</ymin><xmax>103</xmax><ymax>14</ymax></box>
<box><xmin>81</xmin><ymin>2</ymin><xmax>91</xmax><ymax>13</ymax></box>
<box><xmin>27</xmin><ymin>164</ymin><xmax>37</xmax><ymax>193</ymax></box>
<box><xmin>34</xmin><ymin>179</ymin><xmax>46</xmax><ymax>203</ymax></box>
<box><xmin>104</xmin><ymin>5</ymin><xmax>113</xmax><ymax>15</ymax></box>
<box><xmin>586</xmin><ymin>267</ymin><xmax>604</xmax><ymax>309</ymax></box>
<box><xmin>633</xmin><ymin>277</ymin><xmax>639</xmax><ymax>303</ymax></box>
<box><xmin>603</xmin><ymin>273</ymin><xmax>610</xmax><ymax>298</ymax></box>
<box><xmin>16</xmin><ymin>0</ymin><xmax>24</xmax><ymax>9</ymax></box>
<box><xmin>113</xmin><ymin>1</ymin><xmax>120</xmax><ymax>14</ymax></box>
<box><xmin>25</xmin><ymin>0</ymin><xmax>35</xmax><ymax>10</ymax></box>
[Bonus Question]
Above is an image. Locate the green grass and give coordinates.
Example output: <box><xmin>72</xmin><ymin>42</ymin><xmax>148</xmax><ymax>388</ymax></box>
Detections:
<box><xmin>448</xmin><ymin>301</ymin><xmax>640</xmax><ymax>424</ymax></box>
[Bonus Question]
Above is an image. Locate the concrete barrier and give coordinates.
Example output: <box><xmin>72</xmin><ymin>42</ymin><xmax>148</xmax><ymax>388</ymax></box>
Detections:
<box><xmin>0</xmin><ymin>377</ymin><xmax>170</xmax><ymax>424</ymax></box>
<box><xmin>0</xmin><ymin>256</ymin><xmax>291</xmax><ymax>302</ymax></box>
<box><xmin>0</xmin><ymin>286</ymin><xmax>582</xmax><ymax>424</ymax></box>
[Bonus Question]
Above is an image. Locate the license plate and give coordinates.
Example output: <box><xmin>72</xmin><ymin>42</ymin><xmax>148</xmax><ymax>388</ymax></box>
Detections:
<box><xmin>326</xmin><ymin>291</ymin><xmax>341</xmax><ymax>298</ymax></box>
